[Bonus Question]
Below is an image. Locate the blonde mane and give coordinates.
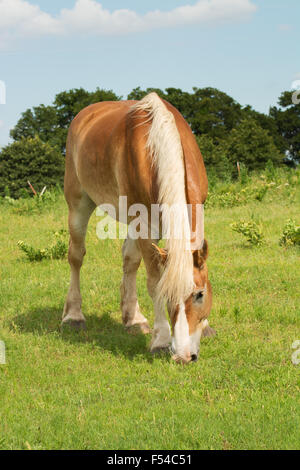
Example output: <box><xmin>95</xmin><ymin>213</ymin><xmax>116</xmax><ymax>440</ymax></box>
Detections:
<box><xmin>131</xmin><ymin>92</ymin><xmax>194</xmax><ymax>305</ymax></box>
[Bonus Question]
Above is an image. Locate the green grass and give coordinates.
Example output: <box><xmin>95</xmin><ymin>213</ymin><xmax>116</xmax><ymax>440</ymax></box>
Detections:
<box><xmin>0</xmin><ymin>171</ymin><xmax>300</xmax><ymax>450</ymax></box>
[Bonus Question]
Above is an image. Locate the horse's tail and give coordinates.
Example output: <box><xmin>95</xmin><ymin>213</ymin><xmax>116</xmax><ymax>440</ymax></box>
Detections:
<box><xmin>131</xmin><ymin>92</ymin><xmax>193</xmax><ymax>306</ymax></box>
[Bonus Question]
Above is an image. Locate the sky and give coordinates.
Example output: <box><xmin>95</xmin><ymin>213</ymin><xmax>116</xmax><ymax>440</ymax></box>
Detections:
<box><xmin>0</xmin><ymin>0</ymin><xmax>299</xmax><ymax>148</ymax></box>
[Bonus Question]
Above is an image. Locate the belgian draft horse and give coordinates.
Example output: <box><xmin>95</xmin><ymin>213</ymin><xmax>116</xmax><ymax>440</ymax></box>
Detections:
<box><xmin>63</xmin><ymin>93</ymin><xmax>213</xmax><ymax>364</ymax></box>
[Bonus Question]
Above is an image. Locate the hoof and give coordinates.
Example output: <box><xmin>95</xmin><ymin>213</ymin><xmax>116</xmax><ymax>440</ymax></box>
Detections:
<box><xmin>202</xmin><ymin>326</ymin><xmax>216</xmax><ymax>338</ymax></box>
<box><xmin>61</xmin><ymin>319</ymin><xmax>86</xmax><ymax>331</ymax></box>
<box><xmin>151</xmin><ymin>346</ymin><xmax>171</xmax><ymax>356</ymax></box>
<box><xmin>126</xmin><ymin>322</ymin><xmax>152</xmax><ymax>336</ymax></box>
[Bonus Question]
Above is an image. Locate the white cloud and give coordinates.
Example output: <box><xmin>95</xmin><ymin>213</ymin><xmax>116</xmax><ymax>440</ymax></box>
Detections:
<box><xmin>0</xmin><ymin>0</ymin><xmax>61</xmax><ymax>48</ymax></box>
<box><xmin>60</xmin><ymin>0</ymin><xmax>257</xmax><ymax>35</ymax></box>
<box><xmin>0</xmin><ymin>0</ymin><xmax>61</xmax><ymax>35</ymax></box>
<box><xmin>59</xmin><ymin>0</ymin><xmax>141</xmax><ymax>35</ymax></box>
<box><xmin>0</xmin><ymin>0</ymin><xmax>257</xmax><ymax>46</ymax></box>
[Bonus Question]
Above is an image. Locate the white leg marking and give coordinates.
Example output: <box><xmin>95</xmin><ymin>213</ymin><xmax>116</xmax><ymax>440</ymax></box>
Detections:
<box><xmin>121</xmin><ymin>237</ymin><xmax>150</xmax><ymax>331</ymax></box>
<box><xmin>150</xmin><ymin>297</ymin><xmax>171</xmax><ymax>351</ymax></box>
<box><xmin>189</xmin><ymin>328</ymin><xmax>202</xmax><ymax>358</ymax></box>
<box><xmin>172</xmin><ymin>302</ymin><xmax>190</xmax><ymax>361</ymax></box>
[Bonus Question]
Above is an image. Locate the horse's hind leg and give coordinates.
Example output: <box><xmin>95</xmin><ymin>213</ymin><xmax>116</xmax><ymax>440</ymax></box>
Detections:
<box><xmin>121</xmin><ymin>236</ymin><xmax>151</xmax><ymax>334</ymax></box>
<box><xmin>62</xmin><ymin>192</ymin><xmax>96</xmax><ymax>329</ymax></box>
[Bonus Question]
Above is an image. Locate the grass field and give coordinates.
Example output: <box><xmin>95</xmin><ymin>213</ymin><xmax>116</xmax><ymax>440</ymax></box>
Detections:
<box><xmin>0</xmin><ymin>170</ymin><xmax>299</xmax><ymax>450</ymax></box>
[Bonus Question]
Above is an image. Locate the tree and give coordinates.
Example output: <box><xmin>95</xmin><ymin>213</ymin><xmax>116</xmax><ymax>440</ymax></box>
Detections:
<box><xmin>10</xmin><ymin>88</ymin><xmax>121</xmax><ymax>155</ymax></box>
<box><xmin>270</xmin><ymin>91</ymin><xmax>300</xmax><ymax>165</ymax></box>
<box><xmin>10</xmin><ymin>105</ymin><xmax>63</xmax><ymax>151</ymax></box>
<box><xmin>0</xmin><ymin>136</ymin><xmax>64</xmax><ymax>198</ymax></box>
<box><xmin>197</xmin><ymin>118</ymin><xmax>284</xmax><ymax>178</ymax></box>
<box><xmin>242</xmin><ymin>105</ymin><xmax>284</xmax><ymax>151</ymax></box>
<box><xmin>196</xmin><ymin>134</ymin><xmax>231</xmax><ymax>180</ymax></box>
<box><xmin>188</xmin><ymin>87</ymin><xmax>243</xmax><ymax>139</ymax></box>
<box><xmin>225</xmin><ymin>118</ymin><xmax>284</xmax><ymax>172</ymax></box>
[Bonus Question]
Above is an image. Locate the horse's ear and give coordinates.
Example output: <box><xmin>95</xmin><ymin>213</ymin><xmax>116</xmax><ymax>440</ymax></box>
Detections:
<box><xmin>152</xmin><ymin>243</ymin><xmax>168</xmax><ymax>265</ymax></box>
<box><xmin>193</xmin><ymin>239</ymin><xmax>208</xmax><ymax>268</ymax></box>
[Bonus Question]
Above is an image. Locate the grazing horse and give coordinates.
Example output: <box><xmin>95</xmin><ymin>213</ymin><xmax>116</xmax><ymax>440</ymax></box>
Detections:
<box><xmin>63</xmin><ymin>92</ymin><xmax>213</xmax><ymax>364</ymax></box>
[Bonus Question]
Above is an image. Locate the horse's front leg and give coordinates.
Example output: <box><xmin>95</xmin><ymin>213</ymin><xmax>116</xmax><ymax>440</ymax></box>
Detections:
<box><xmin>149</xmin><ymin>291</ymin><xmax>172</xmax><ymax>353</ymax></box>
<box><xmin>139</xmin><ymin>240</ymin><xmax>172</xmax><ymax>353</ymax></box>
<box><xmin>121</xmin><ymin>236</ymin><xmax>151</xmax><ymax>334</ymax></box>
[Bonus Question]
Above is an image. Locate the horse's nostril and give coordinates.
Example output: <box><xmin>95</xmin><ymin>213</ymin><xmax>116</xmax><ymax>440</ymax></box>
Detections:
<box><xmin>191</xmin><ymin>354</ymin><xmax>198</xmax><ymax>362</ymax></box>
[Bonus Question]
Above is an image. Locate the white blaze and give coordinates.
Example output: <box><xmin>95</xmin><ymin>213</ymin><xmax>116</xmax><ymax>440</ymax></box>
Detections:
<box><xmin>173</xmin><ymin>302</ymin><xmax>190</xmax><ymax>360</ymax></box>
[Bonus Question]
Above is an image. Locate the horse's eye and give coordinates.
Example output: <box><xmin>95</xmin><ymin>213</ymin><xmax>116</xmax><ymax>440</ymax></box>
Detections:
<box><xmin>194</xmin><ymin>290</ymin><xmax>204</xmax><ymax>302</ymax></box>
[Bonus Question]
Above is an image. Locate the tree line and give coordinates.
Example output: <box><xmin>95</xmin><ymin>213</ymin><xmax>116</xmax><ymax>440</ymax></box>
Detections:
<box><xmin>0</xmin><ymin>86</ymin><xmax>299</xmax><ymax>198</ymax></box>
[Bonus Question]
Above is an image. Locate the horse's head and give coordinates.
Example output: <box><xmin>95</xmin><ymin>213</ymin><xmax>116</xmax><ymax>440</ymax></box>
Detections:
<box><xmin>154</xmin><ymin>239</ymin><xmax>212</xmax><ymax>364</ymax></box>
<box><xmin>180</xmin><ymin>239</ymin><xmax>212</xmax><ymax>362</ymax></box>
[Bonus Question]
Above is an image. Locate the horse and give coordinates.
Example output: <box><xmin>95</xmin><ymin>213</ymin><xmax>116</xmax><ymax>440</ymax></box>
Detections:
<box><xmin>63</xmin><ymin>92</ymin><xmax>214</xmax><ymax>364</ymax></box>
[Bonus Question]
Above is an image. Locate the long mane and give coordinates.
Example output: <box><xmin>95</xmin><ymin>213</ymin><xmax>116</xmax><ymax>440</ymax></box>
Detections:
<box><xmin>130</xmin><ymin>93</ymin><xmax>194</xmax><ymax>305</ymax></box>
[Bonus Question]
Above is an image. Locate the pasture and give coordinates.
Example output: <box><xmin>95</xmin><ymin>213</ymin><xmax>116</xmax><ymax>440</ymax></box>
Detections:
<box><xmin>0</xmin><ymin>170</ymin><xmax>299</xmax><ymax>450</ymax></box>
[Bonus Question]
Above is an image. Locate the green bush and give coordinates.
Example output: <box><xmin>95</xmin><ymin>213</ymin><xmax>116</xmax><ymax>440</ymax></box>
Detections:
<box><xmin>255</xmin><ymin>185</ymin><xmax>269</xmax><ymax>202</ymax></box>
<box><xmin>0</xmin><ymin>136</ymin><xmax>64</xmax><ymax>198</ymax></box>
<box><xmin>239</xmin><ymin>163</ymin><xmax>249</xmax><ymax>185</ymax></box>
<box><xmin>17</xmin><ymin>231</ymin><xmax>68</xmax><ymax>262</ymax></box>
<box><xmin>231</xmin><ymin>219</ymin><xmax>265</xmax><ymax>246</ymax></box>
<box><xmin>0</xmin><ymin>187</ymin><xmax>62</xmax><ymax>214</ymax></box>
<box><xmin>265</xmin><ymin>159</ymin><xmax>277</xmax><ymax>182</ymax></box>
<box><xmin>279</xmin><ymin>219</ymin><xmax>300</xmax><ymax>246</ymax></box>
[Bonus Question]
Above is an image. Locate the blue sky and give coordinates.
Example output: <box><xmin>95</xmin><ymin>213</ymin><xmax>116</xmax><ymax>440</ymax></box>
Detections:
<box><xmin>0</xmin><ymin>0</ymin><xmax>299</xmax><ymax>148</ymax></box>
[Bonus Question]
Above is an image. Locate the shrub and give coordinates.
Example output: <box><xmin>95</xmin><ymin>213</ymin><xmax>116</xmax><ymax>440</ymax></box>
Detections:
<box><xmin>265</xmin><ymin>159</ymin><xmax>277</xmax><ymax>182</ymax></box>
<box><xmin>1</xmin><ymin>187</ymin><xmax>62</xmax><ymax>214</ymax></box>
<box><xmin>255</xmin><ymin>185</ymin><xmax>269</xmax><ymax>202</ymax></box>
<box><xmin>0</xmin><ymin>136</ymin><xmax>64</xmax><ymax>198</ymax></box>
<box><xmin>231</xmin><ymin>219</ymin><xmax>265</xmax><ymax>246</ymax></box>
<box><xmin>279</xmin><ymin>220</ymin><xmax>300</xmax><ymax>246</ymax></box>
<box><xmin>17</xmin><ymin>231</ymin><xmax>68</xmax><ymax>262</ymax></box>
<box><xmin>239</xmin><ymin>163</ymin><xmax>249</xmax><ymax>185</ymax></box>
